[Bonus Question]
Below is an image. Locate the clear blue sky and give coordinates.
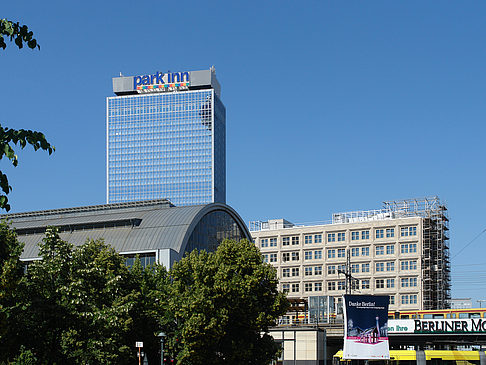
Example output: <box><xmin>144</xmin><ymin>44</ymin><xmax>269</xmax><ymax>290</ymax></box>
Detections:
<box><xmin>2</xmin><ymin>1</ymin><xmax>486</xmax><ymax>305</ymax></box>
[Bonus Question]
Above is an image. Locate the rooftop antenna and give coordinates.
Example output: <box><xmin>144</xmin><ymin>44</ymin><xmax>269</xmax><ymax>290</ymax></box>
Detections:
<box><xmin>119</xmin><ymin>72</ymin><xmax>123</xmax><ymax>77</ymax></box>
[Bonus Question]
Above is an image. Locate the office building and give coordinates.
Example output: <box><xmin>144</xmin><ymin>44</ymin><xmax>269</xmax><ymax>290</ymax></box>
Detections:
<box><xmin>6</xmin><ymin>199</ymin><xmax>250</xmax><ymax>268</ymax></box>
<box><xmin>250</xmin><ymin>197</ymin><xmax>450</xmax><ymax>311</ymax></box>
<box><xmin>107</xmin><ymin>67</ymin><xmax>225</xmax><ymax>206</ymax></box>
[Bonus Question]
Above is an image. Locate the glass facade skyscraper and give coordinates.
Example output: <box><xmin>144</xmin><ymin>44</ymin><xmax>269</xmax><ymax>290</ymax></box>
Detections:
<box><xmin>107</xmin><ymin>68</ymin><xmax>225</xmax><ymax>206</ymax></box>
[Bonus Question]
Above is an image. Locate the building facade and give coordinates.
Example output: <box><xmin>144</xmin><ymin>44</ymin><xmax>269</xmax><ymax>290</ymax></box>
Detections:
<box><xmin>6</xmin><ymin>199</ymin><xmax>250</xmax><ymax>268</ymax></box>
<box><xmin>107</xmin><ymin>67</ymin><xmax>225</xmax><ymax>206</ymax></box>
<box><xmin>250</xmin><ymin>197</ymin><xmax>450</xmax><ymax>311</ymax></box>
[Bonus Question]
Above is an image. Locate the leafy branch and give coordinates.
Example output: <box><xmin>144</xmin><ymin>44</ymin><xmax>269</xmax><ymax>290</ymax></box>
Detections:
<box><xmin>0</xmin><ymin>19</ymin><xmax>39</xmax><ymax>50</ymax></box>
<box><xmin>0</xmin><ymin>19</ymin><xmax>53</xmax><ymax>211</ymax></box>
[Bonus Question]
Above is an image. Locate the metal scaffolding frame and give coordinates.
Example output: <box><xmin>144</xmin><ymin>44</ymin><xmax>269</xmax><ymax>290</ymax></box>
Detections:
<box><xmin>383</xmin><ymin>197</ymin><xmax>450</xmax><ymax>310</ymax></box>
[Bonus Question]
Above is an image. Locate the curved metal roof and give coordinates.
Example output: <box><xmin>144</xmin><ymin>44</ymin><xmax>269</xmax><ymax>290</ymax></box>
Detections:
<box><xmin>3</xmin><ymin>199</ymin><xmax>251</xmax><ymax>260</ymax></box>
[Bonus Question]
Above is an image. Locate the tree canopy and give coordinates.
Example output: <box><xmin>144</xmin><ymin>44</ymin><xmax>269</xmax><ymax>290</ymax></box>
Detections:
<box><xmin>0</xmin><ymin>18</ymin><xmax>53</xmax><ymax>211</ymax></box>
<box><xmin>167</xmin><ymin>239</ymin><xmax>289</xmax><ymax>365</ymax></box>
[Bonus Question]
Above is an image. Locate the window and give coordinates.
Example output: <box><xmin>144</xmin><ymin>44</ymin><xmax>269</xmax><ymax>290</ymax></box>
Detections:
<box><xmin>261</xmin><ymin>238</ymin><xmax>268</xmax><ymax>248</ymax></box>
<box><xmin>327</xmin><ymin>265</ymin><xmax>336</xmax><ymax>275</ymax></box>
<box><xmin>338</xmin><ymin>232</ymin><xmax>346</xmax><ymax>241</ymax></box>
<box><xmin>338</xmin><ymin>281</ymin><xmax>345</xmax><ymax>290</ymax></box>
<box><xmin>291</xmin><ymin>267</ymin><xmax>299</xmax><ymax>276</ymax></box>
<box><xmin>401</xmin><ymin>278</ymin><xmax>409</xmax><ymax>288</ymax></box>
<box><xmin>304</xmin><ymin>251</ymin><xmax>312</xmax><ymax>260</ymax></box>
<box><xmin>328</xmin><ymin>281</ymin><xmax>336</xmax><ymax>291</ymax></box>
<box><xmin>376</xmin><ymin>262</ymin><xmax>384</xmax><ymax>272</ymax></box>
<box><xmin>338</xmin><ymin>264</ymin><xmax>346</xmax><ymax>273</ymax></box>
<box><xmin>262</xmin><ymin>254</ymin><xmax>268</xmax><ymax>263</ymax></box>
<box><xmin>305</xmin><ymin>267</ymin><xmax>313</xmax><ymax>276</ymax></box>
<box><xmin>401</xmin><ymin>226</ymin><xmax>417</xmax><ymax>237</ymax></box>
<box><xmin>314</xmin><ymin>282</ymin><xmax>322</xmax><ymax>291</ymax></box>
<box><xmin>376</xmin><ymin>279</ymin><xmax>385</xmax><ymax>289</ymax></box>
<box><xmin>282</xmin><ymin>252</ymin><xmax>290</xmax><ymax>262</ymax></box>
<box><xmin>361</xmin><ymin>280</ymin><xmax>370</xmax><ymax>289</ymax></box>
<box><xmin>401</xmin><ymin>243</ymin><xmax>417</xmax><ymax>254</ymax></box>
<box><xmin>282</xmin><ymin>268</ymin><xmax>290</xmax><ymax>277</ymax></box>
<box><xmin>410</xmin><ymin>277</ymin><xmax>417</xmax><ymax>287</ymax></box>
<box><xmin>292</xmin><ymin>236</ymin><xmax>299</xmax><ymax>245</ymax></box>
<box><xmin>270</xmin><ymin>253</ymin><xmax>277</xmax><ymax>262</ymax></box>
<box><xmin>314</xmin><ymin>234</ymin><xmax>322</xmax><ymax>243</ymax></box>
<box><xmin>291</xmin><ymin>283</ymin><xmax>299</xmax><ymax>293</ymax></box>
<box><xmin>361</xmin><ymin>247</ymin><xmax>370</xmax><ymax>256</ymax></box>
<box><xmin>386</xmin><ymin>245</ymin><xmax>395</xmax><ymax>255</ymax></box>
<box><xmin>304</xmin><ymin>283</ymin><xmax>313</xmax><ymax>292</ymax></box>
<box><xmin>390</xmin><ymin>295</ymin><xmax>395</xmax><ymax>305</ymax></box>
<box><xmin>291</xmin><ymin>252</ymin><xmax>299</xmax><ymax>261</ymax></box>
<box><xmin>269</xmin><ymin>238</ymin><xmax>277</xmax><ymax>247</ymax></box>
<box><xmin>314</xmin><ymin>250</ymin><xmax>322</xmax><ymax>259</ymax></box>
<box><xmin>337</xmin><ymin>249</ymin><xmax>345</xmax><ymax>258</ymax></box>
<box><xmin>387</xmin><ymin>278</ymin><xmax>395</xmax><ymax>288</ymax></box>
<box><xmin>401</xmin><ymin>260</ymin><xmax>417</xmax><ymax>271</ymax></box>
<box><xmin>327</xmin><ymin>233</ymin><xmax>336</xmax><ymax>242</ymax></box>
<box><xmin>376</xmin><ymin>229</ymin><xmax>384</xmax><ymax>239</ymax></box>
<box><xmin>314</xmin><ymin>266</ymin><xmax>322</xmax><ymax>275</ymax></box>
<box><xmin>376</xmin><ymin>246</ymin><xmax>384</xmax><ymax>255</ymax></box>
<box><xmin>386</xmin><ymin>262</ymin><xmax>395</xmax><ymax>271</ymax></box>
<box><xmin>304</xmin><ymin>235</ymin><xmax>312</xmax><ymax>244</ymax></box>
<box><xmin>362</xmin><ymin>263</ymin><xmax>370</xmax><ymax>272</ymax></box>
<box><xmin>282</xmin><ymin>237</ymin><xmax>290</xmax><ymax>246</ymax></box>
<box><xmin>351</xmin><ymin>231</ymin><xmax>359</xmax><ymax>241</ymax></box>
<box><xmin>351</xmin><ymin>247</ymin><xmax>359</xmax><ymax>257</ymax></box>
<box><xmin>401</xmin><ymin>294</ymin><xmax>417</xmax><ymax>305</ymax></box>
<box><xmin>386</xmin><ymin>228</ymin><xmax>395</xmax><ymax>238</ymax></box>
<box><xmin>361</xmin><ymin>230</ymin><xmax>370</xmax><ymax>240</ymax></box>
<box><xmin>282</xmin><ymin>284</ymin><xmax>290</xmax><ymax>293</ymax></box>
<box><xmin>351</xmin><ymin>264</ymin><xmax>359</xmax><ymax>273</ymax></box>
<box><xmin>327</xmin><ymin>249</ymin><xmax>336</xmax><ymax>259</ymax></box>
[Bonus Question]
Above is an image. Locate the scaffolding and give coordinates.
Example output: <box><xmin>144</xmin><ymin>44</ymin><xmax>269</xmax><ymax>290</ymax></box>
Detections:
<box><xmin>383</xmin><ymin>197</ymin><xmax>450</xmax><ymax>310</ymax></box>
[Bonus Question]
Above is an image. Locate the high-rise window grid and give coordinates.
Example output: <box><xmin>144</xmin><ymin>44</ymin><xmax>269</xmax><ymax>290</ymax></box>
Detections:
<box><xmin>107</xmin><ymin>89</ymin><xmax>225</xmax><ymax>206</ymax></box>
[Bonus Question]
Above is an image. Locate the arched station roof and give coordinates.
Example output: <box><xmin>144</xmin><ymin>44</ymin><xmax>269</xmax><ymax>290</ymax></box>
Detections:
<box><xmin>3</xmin><ymin>199</ymin><xmax>251</xmax><ymax>262</ymax></box>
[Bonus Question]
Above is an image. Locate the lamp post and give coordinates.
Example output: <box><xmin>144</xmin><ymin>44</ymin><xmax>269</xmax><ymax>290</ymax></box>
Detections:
<box><xmin>158</xmin><ymin>332</ymin><xmax>166</xmax><ymax>365</ymax></box>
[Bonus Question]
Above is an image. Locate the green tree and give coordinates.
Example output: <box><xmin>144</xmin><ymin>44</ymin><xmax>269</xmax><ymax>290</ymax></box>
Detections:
<box><xmin>0</xmin><ymin>220</ymin><xmax>26</xmax><ymax>362</ymax></box>
<box><xmin>21</xmin><ymin>229</ymin><xmax>169</xmax><ymax>364</ymax></box>
<box><xmin>0</xmin><ymin>18</ymin><xmax>53</xmax><ymax>211</ymax></box>
<box><xmin>167</xmin><ymin>239</ymin><xmax>289</xmax><ymax>365</ymax></box>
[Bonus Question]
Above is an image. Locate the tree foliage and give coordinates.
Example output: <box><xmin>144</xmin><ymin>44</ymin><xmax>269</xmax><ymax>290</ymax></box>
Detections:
<box><xmin>0</xmin><ymin>18</ymin><xmax>53</xmax><ymax>211</ymax></box>
<box><xmin>167</xmin><ymin>239</ymin><xmax>289</xmax><ymax>365</ymax></box>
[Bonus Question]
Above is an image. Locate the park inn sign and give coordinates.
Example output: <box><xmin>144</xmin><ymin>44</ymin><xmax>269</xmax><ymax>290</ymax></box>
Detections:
<box><xmin>388</xmin><ymin>318</ymin><xmax>486</xmax><ymax>335</ymax></box>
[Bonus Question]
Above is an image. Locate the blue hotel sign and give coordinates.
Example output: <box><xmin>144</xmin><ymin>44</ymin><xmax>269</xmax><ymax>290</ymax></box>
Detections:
<box><xmin>134</xmin><ymin>71</ymin><xmax>190</xmax><ymax>92</ymax></box>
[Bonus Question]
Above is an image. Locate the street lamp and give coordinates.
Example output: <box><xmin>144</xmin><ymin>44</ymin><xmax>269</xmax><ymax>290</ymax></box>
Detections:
<box><xmin>158</xmin><ymin>332</ymin><xmax>166</xmax><ymax>365</ymax></box>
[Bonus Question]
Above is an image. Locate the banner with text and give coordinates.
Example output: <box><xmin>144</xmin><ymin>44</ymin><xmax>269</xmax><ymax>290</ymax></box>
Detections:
<box><xmin>343</xmin><ymin>295</ymin><xmax>390</xmax><ymax>360</ymax></box>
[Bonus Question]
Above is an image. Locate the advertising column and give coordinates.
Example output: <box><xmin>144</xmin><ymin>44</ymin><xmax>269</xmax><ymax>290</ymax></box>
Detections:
<box><xmin>343</xmin><ymin>295</ymin><xmax>390</xmax><ymax>360</ymax></box>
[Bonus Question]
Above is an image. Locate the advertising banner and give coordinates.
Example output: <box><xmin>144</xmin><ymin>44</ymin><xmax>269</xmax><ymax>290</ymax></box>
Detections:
<box><xmin>388</xmin><ymin>318</ymin><xmax>486</xmax><ymax>335</ymax></box>
<box><xmin>343</xmin><ymin>295</ymin><xmax>390</xmax><ymax>360</ymax></box>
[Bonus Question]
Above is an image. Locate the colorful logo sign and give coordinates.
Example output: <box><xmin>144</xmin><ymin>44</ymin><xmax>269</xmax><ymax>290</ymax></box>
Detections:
<box><xmin>133</xmin><ymin>71</ymin><xmax>190</xmax><ymax>92</ymax></box>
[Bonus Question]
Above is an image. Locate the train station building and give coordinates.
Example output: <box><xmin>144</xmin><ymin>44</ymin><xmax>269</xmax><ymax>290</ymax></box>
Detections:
<box><xmin>5</xmin><ymin>199</ymin><xmax>251</xmax><ymax>267</ymax></box>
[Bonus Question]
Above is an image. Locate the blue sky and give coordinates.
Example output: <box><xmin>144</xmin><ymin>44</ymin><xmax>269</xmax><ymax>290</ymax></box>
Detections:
<box><xmin>2</xmin><ymin>1</ymin><xmax>486</xmax><ymax>305</ymax></box>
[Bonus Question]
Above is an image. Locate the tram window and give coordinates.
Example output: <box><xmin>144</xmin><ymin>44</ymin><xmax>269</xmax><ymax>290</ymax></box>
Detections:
<box><xmin>446</xmin><ymin>313</ymin><xmax>452</xmax><ymax>318</ymax></box>
<box><xmin>432</xmin><ymin>314</ymin><xmax>444</xmax><ymax>319</ymax></box>
<box><xmin>459</xmin><ymin>313</ymin><xmax>469</xmax><ymax>319</ymax></box>
<box><xmin>469</xmin><ymin>313</ymin><xmax>480</xmax><ymax>318</ymax></box>
<box><xmin>411</xmin><ymin>314</ymin><xmax>418</xmax><ymax>319</ymax></box>
<box><xmin>423</xmin><ymin>314</ymin><xmax>433</xmax><ymax>319</ymax></box>
<box><xmin>400</xmin><ymin>315</ymin><xmax>410</xmax><ymax>319</ymax></box>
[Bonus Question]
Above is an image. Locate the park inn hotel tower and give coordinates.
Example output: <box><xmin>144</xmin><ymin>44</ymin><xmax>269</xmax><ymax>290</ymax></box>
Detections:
<box><xmin>107</xmin><ymin>67</ymin><xmax>225</xmax><ymax>206</ymax></box>
<box><xmin>250</xmin><ymin>197</ymin><xmax>451</xmax><ymax>312</ymax></box>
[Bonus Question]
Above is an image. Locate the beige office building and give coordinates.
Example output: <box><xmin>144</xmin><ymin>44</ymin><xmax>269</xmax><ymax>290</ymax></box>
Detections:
<box><xmin>250</xmin><ymin>197</ymin><xmax>450</xmax><ymax>311</ymax></box>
